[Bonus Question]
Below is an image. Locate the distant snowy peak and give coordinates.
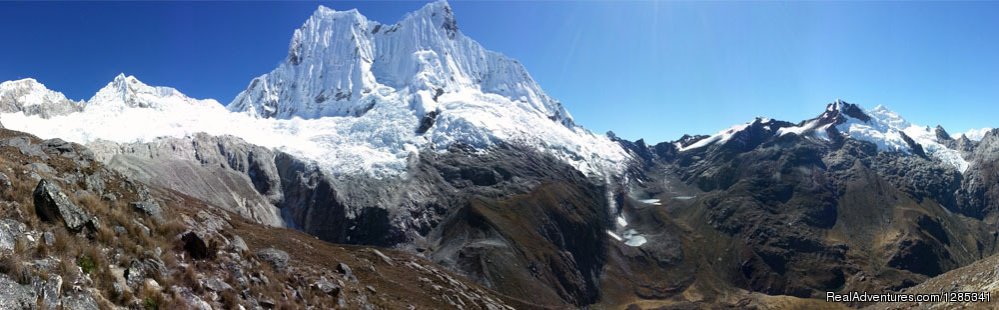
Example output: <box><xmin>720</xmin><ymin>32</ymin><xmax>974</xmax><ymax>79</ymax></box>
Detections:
<box><xmin>87</xmin><ymin>73</ymin><xmax>222</xmax><ymax>111</ymax></box>
<box><xmin>674</xmin><ymin>100</ymin><xmax>972</xmax><ymax>171</ymax></box>
<box><xmin>775</xmin><ymin>100</ymin><xmax>970</xmax><ymax>171</ymax></box>
<box><xmin>0</xmin><ymin>78</ymin><xmax>82</xmax><ymax>118</ymax></box>
<box><xmin>674</xmin><ymin>117</ymin><xmax>789</xmax><ymax>152</ymax></box>
<box><xmin>962</xmin><ymin>128</ymin><xmax>995</xmax><ymax>141</ymax></box>
<box><xmin>228</xmin><ymin>0</ymin><xmax>573</xmax><ymax>127</ymax></box>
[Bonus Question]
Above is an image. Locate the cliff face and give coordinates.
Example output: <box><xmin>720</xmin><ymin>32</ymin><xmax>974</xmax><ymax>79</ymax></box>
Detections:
<box><xmin>0</xmin><ymin>127</ymin><xmax>519</xmax><ymax>309</ymax></box>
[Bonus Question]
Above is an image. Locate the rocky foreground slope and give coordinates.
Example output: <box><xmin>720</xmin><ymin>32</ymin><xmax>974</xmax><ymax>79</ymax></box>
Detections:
<box><xmin>0</xmin><ymin>127</ymin><xmax>520</xmax><ymax>309</ymax></box>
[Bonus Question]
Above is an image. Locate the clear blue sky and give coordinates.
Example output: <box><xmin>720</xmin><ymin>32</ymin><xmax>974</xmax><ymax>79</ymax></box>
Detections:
<box><xmin>2</xmin><ymin>1</ymin><xmax>997</xmax><ymax>143</ymax></box>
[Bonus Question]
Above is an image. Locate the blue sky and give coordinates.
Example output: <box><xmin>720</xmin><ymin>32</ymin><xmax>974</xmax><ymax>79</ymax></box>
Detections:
<box><xmin>1</xmin><ymin>1</ymin><xmax>996</xmax><ymax>142</ymax></box>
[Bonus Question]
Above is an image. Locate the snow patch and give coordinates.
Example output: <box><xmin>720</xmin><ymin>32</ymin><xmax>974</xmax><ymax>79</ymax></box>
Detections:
<box><xmin>676</xmin><ymin>122</ymin><xmax>751</xmax><ymax>152</ymax></box>
<box><xmin>606</xmin><ymin>231</ymin><xmax>623</xmax><ymax>242</ymax></box>
<box><xmin>622</xmin><ymin>229</ymin><xmax>647</xmax><ymax>247</ymax></box>
<box><xmin>639</xmin><ymin>198</ymin><xmax>661</xmax><ymax>206</ymax></box>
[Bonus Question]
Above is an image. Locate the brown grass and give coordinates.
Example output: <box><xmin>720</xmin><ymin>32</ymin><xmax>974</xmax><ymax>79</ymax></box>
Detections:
<box><xmin>181</xmin><ymin>264</ymin><xmax>203</xmax><ymax>294</ymax></box>
<box><xmin>0</xmin><ymin>254</ymin><xmax>30</xmax><ymax>284</ymax></box>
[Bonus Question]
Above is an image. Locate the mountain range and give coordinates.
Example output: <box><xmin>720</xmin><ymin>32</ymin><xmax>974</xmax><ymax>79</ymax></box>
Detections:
<box><xmin>1</xmin><ymin>1</ymin><xmax>997</xmax><ymax>308</ymax></box>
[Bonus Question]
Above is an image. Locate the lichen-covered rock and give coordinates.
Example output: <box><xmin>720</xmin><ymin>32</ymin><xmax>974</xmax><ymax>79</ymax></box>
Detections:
<box><xmin>0</xmin><ymin>274</ymin><xmax>36</xmax><ymax>309</ymax></box>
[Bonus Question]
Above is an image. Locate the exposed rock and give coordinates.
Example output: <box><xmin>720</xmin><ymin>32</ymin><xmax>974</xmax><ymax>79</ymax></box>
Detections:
<box><xmin>172</xmin><ymin>286</ymin><xmax>212</xmax><ymax>310</ymax></box>
<box><xmin>2</xmin><ymin>136</ymin><xmax>48</xmax><ymax>158</ymax></box>
<box><xmin>202</xmin><ymin>276</ymin><xmax>232</xmax><ymax>292</ymax></box>
<box><xmin>181</xmin><ymin>231</ymin><xmax>211</xmax><ymax>260</ymax></box>
<box><xmin>41</xmin><ymin>231</ymin><xmax>54</xmax><ymax>247</ymax></box>
<box><xmin>35</xmin><ymin>274</ymin><xmax>61</xmax><ymax>310</ymax></box>
<box><xmin>313</xmin><ymin>277</ymin><xmax>340</xmax><ymax>296</ymax></box>
<box><xmin>369</xmin><ymin>249</ymin><xmax>394</xmax><ymax>266</ymax></box>
<box><xmin>87</xmin><ymin>134</ymin><xmax>285</xmax><ymax>227</ymax></box>
<box><xmin>336</xmin><ymin>262</ymin><xmax>353</xmax><ymax>278</ymax></box>
<box><xmin>0</xmin><ymin>274</ymin><xmax>36</xmax><ymax>309</ymax></box>
<box><xmin>228</xmin><ymin>235</ymin><xmax>248</xmax><ymax>253</ymax></box>
<box><xmin>33</xmin><ymin>179</ymin><xmax>91</xmax><ymax>231</ymax></box>
<box><xmin>256</xmin><ymin>248</ymin><xmax>290</xmax><ymax>271</ymax></box>
<box><xmin>0</xmin><ymin>220</ymin><xmax>24</xmax><ymax>252</ymax></box>
<box><xmin>131</xmin><ymin>200</ymin><xmax>164</xmax><ymax>224</ymax></box>
<box><xmin>60</xmin><ymin>291</ymin><xmax>99</xmax><ymax>310</ymax></box>
<box><xmin>123</xmin><ymin>259</ymin><xmax>164</xmax><ymax>289</ymax></box>
<box><xmin>0</xmin><ymin>172</ymin><xmax>11</xmax><ymax>189</ymax></box>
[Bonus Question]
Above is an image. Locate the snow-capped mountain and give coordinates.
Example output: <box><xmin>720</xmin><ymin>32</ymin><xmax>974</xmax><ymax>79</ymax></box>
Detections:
<box><xmin>229</xmin><ymin>1</ymin><xmax>572</xmax><ymax>125</ymax></box>
<box><xmin>962</xmin><ymin>127</ymin><xmax>994</xmax><ymax>141</ymax></box>
<box><xmin>87</xmin><ymin>73</ymin><xmax>222</xmax><ymax>111</ymax></box>
<box><xmin>226</xmin><ymin>0</ymin><xmax>625</xmax><ymax>176</ymax></box>
<box><xmin>678</xmin><ymin>100</ymin><xmax>974</xmax><ymax>172</ymax></box>
<box><xmin>0</xmin><ymin>1</ymin><xmax>629</xmax><ymax>180</ymax></box>
<box><xmin>0</xmin><ymin>78</ymin><xmax>81</xmax><ymax>118</ymax></box>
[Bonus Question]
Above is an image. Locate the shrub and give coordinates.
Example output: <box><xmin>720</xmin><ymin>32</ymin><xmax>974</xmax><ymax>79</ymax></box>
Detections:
<box><xmin>77</xmin><ymin>255</ymin><xmax>96</xmax><ymax>275</ymax></box>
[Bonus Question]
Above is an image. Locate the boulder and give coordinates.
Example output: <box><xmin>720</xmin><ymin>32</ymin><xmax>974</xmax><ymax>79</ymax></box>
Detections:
<box><xmin>336</xmin><ymin>262</ymin><xmax>354</xmax><ymax>279</ymax></box>
<box><xmin>33</xmin><ymin>179</ymin><xmax>90</xmax><ymax>231</ymax></box>
<box><xmin>0</xmin><ymin>220</ymin><xmax>25</xmax><ymax>252</ymax></box>
<box><xmin>41</xmin><ymin>231</ymin><xmax>54</xmax><ymax>247</ymax></box>
<box><xmin>131</xmin><ymin>201</ymin><xmax>164</xmax><ymax>224</ymax></box>
<box><xmin>255</xmin><ymin>248</ymin><xmax>290</xmax><ymax>271</ymax></box>
<box><xmin>228</xmin><ymin>235</ymin><xmax>248</xmax><ymax>253</ymax></box>
<box><xmin>312</xmin><ymin>277</ymin><xmax>341</xmax><ymax>296</ymax></box>
<box><xmin>203</xmin><ymin>276</ymin><xmax>233</xmax><ymax>292</ymax></box>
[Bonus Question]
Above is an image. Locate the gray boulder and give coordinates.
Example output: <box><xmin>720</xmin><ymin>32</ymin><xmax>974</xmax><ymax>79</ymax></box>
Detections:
<box><xmin>255</xmin><ymin>248</ymin><xmax>290</xmax><ymax>271</ymax></box>
<box><xmin>0</xmin><ymin>274</ymin><xmax>36</xmax><ymax>309</ymax></box>
<box><xmin>313</xmin><ymin>277</ymin><xmax>341</xmax><ymax>296</ymax></box>
<box><xmin>1</xmin><ymin>136</ymin><xmax>47</xmax><ymax>159</ymax></box>
<box><xmin>131</xmin><ymin>201</ymin><xmax>164</xmax><ymax>224</ymax></box>
<box><xmin>203</xmin><ymin>276</ymin><xmax>233</xmax><ymax>292</ymax></box>
<box><xmin>33</xmin><ymin>179</ymin><xmax>90</xmax><ymax>231</ymax></box>
<box><xmin>0</xmin><ymin>220</ymin><xmax>25</xmax><ymax>252</ymax></box>
<box><xmin>228</xmin><ymin>235</ymin><xmax>249</xmax><ymax>253</ymax></box>
<box><xmin>34</xmin><ymin>274</ymin><xmax>61</xmax><ymax>310</ymax></box>
<box><xmin>60</xmin><ymin>291</ymin><xmax>99</xmax><ymax>310</ymax></box>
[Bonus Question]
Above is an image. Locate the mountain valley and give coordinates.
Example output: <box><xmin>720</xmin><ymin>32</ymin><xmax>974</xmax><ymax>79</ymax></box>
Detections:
<box><xmin>1</xmin><ymin>1</ymin><xmax>997</xmax><ymax>309</ymax></box>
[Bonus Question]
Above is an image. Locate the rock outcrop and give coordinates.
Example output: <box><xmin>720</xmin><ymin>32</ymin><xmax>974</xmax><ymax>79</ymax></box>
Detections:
<box><xmin>33</xmin><ymin>179</ymin><xmax>90</xmax><ymax>231</ymax></box>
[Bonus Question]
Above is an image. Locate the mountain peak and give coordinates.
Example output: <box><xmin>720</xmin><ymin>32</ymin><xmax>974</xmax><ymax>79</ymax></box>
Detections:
<box><xmin>229</xmin><ymin>0</ymin><xmax>573</xmax><ymax>127</ymax></box>
<box><xmin>88</xmin><ymin>74</ymin><xmax>219</xmax><ymax>110</ymax></box>
<box><xmin>0</xmin><ymin>77</ymin><xmax>81</xmax><ymax>117</ymax></box>
<box><xmin>775</xmin><ymin>101</ymin><xmax>971</xmax><ymax>171</ymax></box>
<box><xmin>403</xmin><ymin>0</ymin><xmax>457</xmax><ymax>36</ymax></box>
<box><xmin>309</xmin><ymin>5</ymin><xmax>363</xmax><ymax>21</ymax></box>
<box><xmin>0</xmin><ymin>78</ymin><xmax>41</xmax><ymax>88</ymax></box>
